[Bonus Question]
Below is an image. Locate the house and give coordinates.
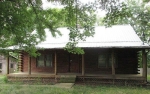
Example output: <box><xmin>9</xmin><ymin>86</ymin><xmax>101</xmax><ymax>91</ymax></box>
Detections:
<box><xmin>7</xmin><ymin>25</ymin><xmax>150</xmax><ymax>85</ymax></box>
<box><xmin>0</xmin><ymin>55</ymin><xmax>17</xmax><ymax>74</ymax></box>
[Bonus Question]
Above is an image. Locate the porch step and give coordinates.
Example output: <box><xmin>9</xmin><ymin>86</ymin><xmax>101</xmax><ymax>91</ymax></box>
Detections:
<box><xmin>58</xmin><ymin>75</ymin><xmax>76</xmax><ymax>83</ymax></box>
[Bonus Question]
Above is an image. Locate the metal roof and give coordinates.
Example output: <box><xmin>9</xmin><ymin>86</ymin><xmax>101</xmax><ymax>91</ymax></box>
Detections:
<box><xmin>36</xmin><ymin>25</ymin><xmax>149</xmax><ymax>49</ymax></box>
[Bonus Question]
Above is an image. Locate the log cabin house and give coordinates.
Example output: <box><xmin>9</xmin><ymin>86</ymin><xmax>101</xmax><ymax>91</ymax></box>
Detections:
<box><xmin>7</xmin><ymin>25</ymin><xmax>150</xmax><ymax>85</ymax></box>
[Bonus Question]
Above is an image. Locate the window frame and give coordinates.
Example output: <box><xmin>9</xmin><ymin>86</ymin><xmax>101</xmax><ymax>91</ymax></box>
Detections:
<box><xmin>98</xmin><ymin>52</ymin><xmax>117</xmax><ymax>68</ymax></box>
<box><xmin>36</xmin><ymin>54</ymin><xmax>53</xmax><ymax>67</ymax></box>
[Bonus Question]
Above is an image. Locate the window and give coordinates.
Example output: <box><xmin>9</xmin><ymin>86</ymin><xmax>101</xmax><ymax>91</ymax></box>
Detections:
<box><xmin>10</xmin><ymin>63</ymin><xmax>14</xmax><ymax>68</ymax></box>
<box><xmin>37</xmin><ymin>54</ymin><xmax>52</xmax><ymax>67</ymax></box>
<box><xmin>98</xmin><ymin>53</ymin><xmax>116</xmax><ymax>68</ymax></box>
<box><xmin>0</xmin><ymin>63</ymin><xmax>2</xmax><ymax>69</ymax></box>
<box><xmin>98</xmin><ymin>54</ymin><xmax>107</xmax><ymax>67</ymax></box>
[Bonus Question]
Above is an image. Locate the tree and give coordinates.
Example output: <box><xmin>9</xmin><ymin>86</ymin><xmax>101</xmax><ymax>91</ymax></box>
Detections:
<box><xmin>3</xmin><ymin>0</ymin><xmax>149</xmax><ymax>56</ymax></box>
<box><xmin>0</xmin><ymin>0</ymin><xmax>96</xmax><ymax>56</ymax></box>
<box><xmin>103</xmin><ymin>0</ymin><xmax>150</xmax><ymax>67</ymax></box>
<box><xmin>103</xmin><ymin>0</ymin><xmax>150</xmax><ymax>42</ymax></box>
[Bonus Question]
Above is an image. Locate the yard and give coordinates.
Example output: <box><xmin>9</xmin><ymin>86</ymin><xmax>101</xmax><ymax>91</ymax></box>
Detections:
<box><xmin>0</xmin><ymin>84</ymin><xmax>150</xmax><ymax>94</ymax></box>
<box><xmin>148</xmin><ymin>75</ymin><xmax>150</xmax><ymax>81</ymax></box>
<box><xmin>0</xmin><ymin>75</ymin><xmax>149</xmax><ymax>94</ymax></box>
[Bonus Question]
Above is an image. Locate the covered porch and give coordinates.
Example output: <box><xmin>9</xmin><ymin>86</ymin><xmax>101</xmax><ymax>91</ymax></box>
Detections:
<box><xmin>6</xmin><ymin>49</ymin><xmax>148</xmax><ymax>85</ymax></box>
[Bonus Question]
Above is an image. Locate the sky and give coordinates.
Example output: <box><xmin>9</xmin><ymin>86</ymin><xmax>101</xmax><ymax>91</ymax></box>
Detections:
<box><xmin>42</xmin><ymin>0</ymin><xmax>95</xmax><ymax>9</ymax></box>
<box><xmin>42</xmin><ymin>0</ymin><xmax>63</xmax><ymax>9</ymax></box>
<box><xmin>42</xmin><ymin>0</ymin><xmax>106</xmax><ymax>17</ymax></box>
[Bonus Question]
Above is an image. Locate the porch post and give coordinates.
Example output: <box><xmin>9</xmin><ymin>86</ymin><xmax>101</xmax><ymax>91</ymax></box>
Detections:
<box><xmin>112</xmin><ymin>50</ymin><xmax>115</xmax><ymax>75</ymax></box>
<box><xmin>82</xmin><ymin>54</ymin><xmax>85</xmax><ymax>76</ymax></box>
<box><xmin>142</xmin><ymin>49</ymin><xmax>147</xmax><ymax>83</ymax></box>
<box><xmin>54</xmin><ymin>51</ymin><xmax>57</xmax><ymax>75</ymax></box>
<box><xmin>28</xmin><ymin>55</ymin><xmax>31</xmax><ymax>75</ymax></box>
<box><xmin>6</xmin><ymin>55</ymin><xmax>9</xmax><ymax>74</ymax></box>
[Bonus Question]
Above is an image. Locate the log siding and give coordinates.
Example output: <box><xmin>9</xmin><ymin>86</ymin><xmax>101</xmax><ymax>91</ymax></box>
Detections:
<box><xmin>22</xmin><ymin>49</ymin><xmax>139</xmax><ymax>75</ymax></box>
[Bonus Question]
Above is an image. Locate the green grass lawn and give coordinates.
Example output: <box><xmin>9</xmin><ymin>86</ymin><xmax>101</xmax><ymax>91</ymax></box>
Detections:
<box><xmin>0</xmin><ymin>84</ymin><xmax>150</xmax><ymax>94</ymax></box>
<box><xmin>0</xmin><ymin>75</ymin><xmax>149</xmax><ymax>94</ymax></box>
<box><xmin>0</xmin><ymin>75</ymin><xmax>7</xmax><ymax>84</ymax></box>
<box><xmin>147</xmin><ymin>75</ymin><xmax>150</xmax><ymax>81</ymax></box>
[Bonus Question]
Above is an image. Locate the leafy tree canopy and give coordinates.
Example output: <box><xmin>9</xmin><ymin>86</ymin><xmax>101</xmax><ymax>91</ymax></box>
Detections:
<box><xmin>0</xmin><ymin>0</ymin><xmax>98</xmax><ymax>56</ymax></box>
<box><xmin>103</xmin><ymin>0</ymin><xmax>150</xmax><ymax>43</ymax></box>
<box><xmin>1</xmin><ymin>0</ymin><xmax>150</xmax><ymax>56</ymax></box>
<box><xmin>102</xmin><ymin>0</ymin><xmax>150</xmax><ymax>67</ymax></box>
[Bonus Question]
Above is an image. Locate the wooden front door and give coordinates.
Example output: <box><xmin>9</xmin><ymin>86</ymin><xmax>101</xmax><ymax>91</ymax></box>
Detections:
<box><xmin>68</xmin><ymin>54</ymin><xmax>81</xmax><ymax>73</ymax></box>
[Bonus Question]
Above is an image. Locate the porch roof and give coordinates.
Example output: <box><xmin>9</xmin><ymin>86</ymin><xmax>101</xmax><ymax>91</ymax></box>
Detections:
<box><xmin>36</xmin><ymin>25</ymin><xmax>150</xmax><ymax>49</ymax></box>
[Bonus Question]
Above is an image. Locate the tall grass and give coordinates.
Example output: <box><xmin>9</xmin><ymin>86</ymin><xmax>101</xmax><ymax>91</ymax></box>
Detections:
<box><xmin>0</xmin><ymin>84</ymin><xmax>150</xmax><ymax>94</ymax></box>
<box><xmin>0</xmin><ymin>75</ymin><xmax>7</xmax><ymax>84</ymax></box>
<box><xmin>0</xmin><ymin>75</ymin><xmax>149</xmax><ymax>94</ymax></box>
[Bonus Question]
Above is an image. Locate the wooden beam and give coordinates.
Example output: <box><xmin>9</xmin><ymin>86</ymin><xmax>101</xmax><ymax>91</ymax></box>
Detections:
<box><xmin>54</xmin><ymin>51</ymin><xmax>57</xmax><ymax>75</ymax></box>
<box><xmin>82</xmin><ymin>54</ymin><xmax>85</xmax><ymax>76</ymax></box>
<box><xmin>68</xmin><ymin>54</ymin><xmax>70</xmax><ymax>72</ymax></box>
<box><xmin>112</xmin><ymin>50</ymin><xmax>115</xmax><ymax>75</ymax></box>
<box><xmin>78</xmin><ymin>55</ymin><xmax>80</xmax><ymax>73</ymax></box>
<box><xmin>142</xmin><ymin>49</ymin><xmax>147</xmax><ymax>83</ymax></box>
<box><xmin>28</xmin><ymin>55</ymin><xmax>31</xmax><ymax>75</ymax></box>
<box><xmin>6</xmin><ymin>56</ymin><xmax>9</xmax><ymax>74</ymax></box>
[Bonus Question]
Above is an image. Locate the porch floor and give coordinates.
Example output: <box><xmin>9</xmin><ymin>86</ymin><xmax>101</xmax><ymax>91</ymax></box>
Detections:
<box><xmin>7</xmin><ymin>72</ymin><xmax>144</xmax><ymax>80</ymax></box>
